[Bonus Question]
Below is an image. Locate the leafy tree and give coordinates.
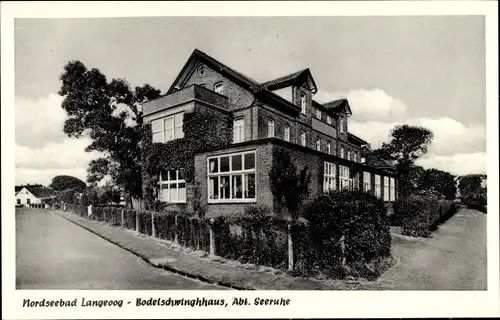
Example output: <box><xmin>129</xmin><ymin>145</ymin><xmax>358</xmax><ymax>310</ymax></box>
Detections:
<box><xmin>458</xmin><ymin>174</ymin><xmax>483</xmax><ymax>198</ymax></box>
<box><xmin>269</xmin><ymin>149</ymin><xmax>311</xmax><ymax>219</ymax></box>
<box><xmin>374</xmin><ymin>125</ymin><xmax>433</xmax><ymax>197</ymax></box>
<box><xmin>407</xmin><ymin>165</ymin><xmax>426</xmax><ymax>193</ymax></box>
<box><xmin>419</xmin><ymin>168</ymin><xmax>456</xmax><ymax>200</ymax></box>
<box><xmin>49</xmin><ymin>175</ymin><xmax>87</xmax><ymax>192</ymax></box>
<box><xmin>58</xmin><ymin>61</ymin><xmax>161</xmax><ymax>208</ymax></box>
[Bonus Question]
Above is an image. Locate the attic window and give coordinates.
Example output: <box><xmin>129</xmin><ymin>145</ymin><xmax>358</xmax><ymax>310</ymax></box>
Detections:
<box><xmin>214</xmin><ymin>82</ymin><xmax>224</xmax><ymax>95</ymax></box>
<box><xmin>197</xmin><ymin>64</ymin><xmax>206</xmax><ymax>76</ymax></box>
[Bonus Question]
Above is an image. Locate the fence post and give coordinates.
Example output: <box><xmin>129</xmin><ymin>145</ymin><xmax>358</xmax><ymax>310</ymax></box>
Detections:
<box><xmin>174</xmin><ymin>215</ymin><xmax>179</xmax><ymax>245</ymax></box>
<box><xmin>151</xmin><ymin>212</ymin><xmax>156</xmax><ymax>238</ymax></box>
<box><xmin>340</xmin><ymin>234</ymin><xmax>346</xmax><ymax>268</ymax></box>
<box><xmin>209</xmin><ymin>218</ymin><xmax>216</xmax><ymax>256</ymax></box>
<box><xmin>135</xmin><ymin>211</ymin><xmax>140</xmax><ymax>233</ymax></box>
<box><xmin>121</xmin><ymin>209</ymin><xmax>125</xmax><ymax>228</ymax></box>
<box><xmin>287</xmin><ymin>222</ymin><xmax>294</xmax><ymax>271</ymax></box>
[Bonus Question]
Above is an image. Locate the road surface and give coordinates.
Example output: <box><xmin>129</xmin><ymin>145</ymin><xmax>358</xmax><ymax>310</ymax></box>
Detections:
<box><xmin>16</xmin><ymin>208</ymin><xmax>226</xmax><ymax>290</ymax></box>
<box><xmin>380</xmin><ymin>208</ymin><xmax>487</xmax><ymax>290</ymax></box>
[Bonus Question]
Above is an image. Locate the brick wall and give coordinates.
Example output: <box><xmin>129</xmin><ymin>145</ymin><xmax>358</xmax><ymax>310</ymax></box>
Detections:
<box><xmin>183</xmin><ymin>63</ymin><xmax>255</xmax><ymax>111</ymax></box>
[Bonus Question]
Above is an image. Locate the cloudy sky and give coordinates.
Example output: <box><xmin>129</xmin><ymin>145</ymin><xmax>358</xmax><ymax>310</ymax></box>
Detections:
<box><xmin>15</xmin><ymin>16</ymin><xmax>486</xmax><ymax>186</ymax></box>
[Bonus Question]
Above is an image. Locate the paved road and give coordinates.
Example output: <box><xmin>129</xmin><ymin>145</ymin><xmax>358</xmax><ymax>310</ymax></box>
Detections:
<box><xmin>380</xmin><ymin>208</ymin><xmax>487</xmax><ymax>290</ymax></box>
<box><xmin>16</xmin><ymin>208</ymin><xmax>226</xmax><ymax>290</ymax></box>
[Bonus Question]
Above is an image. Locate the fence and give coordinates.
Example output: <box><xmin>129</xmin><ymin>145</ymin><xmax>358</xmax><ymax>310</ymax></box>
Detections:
<box><xmin>65</xmin><ymin>204</ymin><xmax>298</xmax><ymax>272</ymax></box>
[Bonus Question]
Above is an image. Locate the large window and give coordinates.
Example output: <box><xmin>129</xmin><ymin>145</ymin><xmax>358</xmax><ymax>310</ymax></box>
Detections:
<box><xmin>375</xmin><ymin>175</ymin><xmax>381</xmax><ymax>199</ymax></box>
<box><xmin>233</xmin><ymin>118</ymin><xmax>245</xmax><ymax>143</ymax></box>
<box><xmin>363</xmin><ymin>172</ymin><xmax>372</xmax><ymax>192</ymax></box>
<box><xmin>390</xmin><ymin>177</ymin><xmax>396</xmax><ymax>201</ymax></box>
<box><xmin>323</xmin><ymin>162</ymin><xmax>337</xmax><ymax>192</ymax></box>
<box><xmin>284</xmin><ymin>125</ymin><xmax>290</xmax><ymax>142</ymax></box>
<box><xmin>207</xmin><ymin>151</ymin><xmax>256</xmax><ymax>203</ymax></box>
<box><xmin>300</xmin><ymin>131</ymin><xmax>306</xmax><ymax>146</ymax></box>
<box><xmin>158</xmin><ymin>169</ymin><xmax>186</xmax><ymax>203</ymax></box>
<box><xmin>214</xmin><ymin>82</ymin><xmax>224</xmax><ymax>95</ymax></box>
<box><xmin>339</xmin><ymin>165</ymin><xmax>350</xmax><ymax>190</ymax></box>
<box><xmin>383</xmin><ymin>177</ymin><xmax>390</xmax><ymax>201</ymax></box>
<box><xmin>151</xmin><ymin>112</ymin><xmax>185</xmax><ymax>143</ymax></box>
<box><xmin>316</xmin><ymin>138</ymin><xmax>321</xmax><ymax>151</ymax></box>
<box><xmin>347</xmin><ymin>150</ymin><xmax>352</xmax><ymax>161</ymax></box>
<box><xmin>267</xmin><ymin>119</ymin><xmax>275</xmax><ymax>138</ymax></box>
<box><xmin>300</xmin><ymin>93</ymin><xmax>306</xmax><ymax>114</ymax></box>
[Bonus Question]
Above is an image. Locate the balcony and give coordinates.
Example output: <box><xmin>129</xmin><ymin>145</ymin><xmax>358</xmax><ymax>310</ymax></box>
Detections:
<box><xmin>142</xmin><ymin>85</ymin><xmax>229</xmax><ymax>116</ymax></box>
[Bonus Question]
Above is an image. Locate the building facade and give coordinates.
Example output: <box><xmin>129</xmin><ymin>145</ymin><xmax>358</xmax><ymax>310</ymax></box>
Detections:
<box><xmin>141</xmin><ymin>49</ymin><xmax>397</xmax><ymax>217</ymax></box>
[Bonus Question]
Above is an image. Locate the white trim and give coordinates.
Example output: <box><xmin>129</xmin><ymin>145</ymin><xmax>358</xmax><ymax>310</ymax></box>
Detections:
<box><xmin>233</xmin><ymin>118</ymin><xmax>245</xmax><ymax>143</ymax></box>
<box><xmin>151</xmin><ymin>111</ymin><xmax>185</xmax><ymax>143</ymax></box>
<box><xmin>207</xmin><ymin>150</ymin><xmax>256</xmax><ymax>203</ymax></box>
<box><xmin>323</xmin><ymin>161</ymin><xmax>337</xmax><ymax>192</ymax></box>
<box><xmin>158</xmin><ymin>169</ymin><xmax>186</xmax><ymax>203</ymax></box>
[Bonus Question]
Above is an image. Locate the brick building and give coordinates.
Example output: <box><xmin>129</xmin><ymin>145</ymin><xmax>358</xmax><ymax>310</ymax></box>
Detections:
<box><xmin>142</xmin><ymin>49</ymin><xmax>397</xmax><ymax>217</ymax></box>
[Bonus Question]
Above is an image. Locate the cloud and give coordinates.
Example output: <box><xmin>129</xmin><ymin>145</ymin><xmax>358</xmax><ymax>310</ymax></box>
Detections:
<box><xmin>15</xmin><ymin>137</ymin><xmax>100</xmax><ymax>186</ymax></box>
<box><xmin>15</xmin><ymin>94</ymin><xmax>67</xmax><ymax>148</ymax></box>
<box><xmin>416</xmin><ymin>152</ymin><xmax>487</xmax><ymax>176</ymax></box>
<box><xmin>316</xmin><ymin>88</ymin><xmax>408</xmax><ymax>122</ymax></box>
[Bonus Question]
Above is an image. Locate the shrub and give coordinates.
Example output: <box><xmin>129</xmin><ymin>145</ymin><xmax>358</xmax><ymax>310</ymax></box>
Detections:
<box><xmin>463</xmin><ymin>189</ymin><xmax>487</xmax><ymax>213</ymax></box>
<box><xmin>123</xmin><ymin>209</ymin><xmax>137</xmax><ymax>230</ymax></box>
<box><xmin>212</xmin><ymin>205</ymin><xmax>289</xmax><ymax>269</ymax></box>
<box><xmin>301</xmin><ymin>191</ymin><xmax>391</xmax><ymax>279</ymax></box>
<box><xmin>394</xmin><ymin>196</ymin><xmax>439</xmax><ymax>237</ymax></box>
<box><xmin>136</xmin><ymin>211</ymin><xmax>153</xmax><ymax>236</ymax></box>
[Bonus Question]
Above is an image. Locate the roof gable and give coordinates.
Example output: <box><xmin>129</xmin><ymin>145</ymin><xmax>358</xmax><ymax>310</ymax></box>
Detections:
<box><xmin>261</xmin><ymin>68</ymin><xmax>317</xmax><ymax>94</ymax></box>
<box><xmin>167</xmin><ymin>49</ymin><xmax>261</xmax><ymax>95</ymax></box>
<box><xmin>21</xmin><ymin>186</ymin><xmax>56</xmax><ymax>198</ymax></box>
<box><xmin>323</xmin><ymin>98</ymin><xmax>352</xmax><ymax>116</ymax></box>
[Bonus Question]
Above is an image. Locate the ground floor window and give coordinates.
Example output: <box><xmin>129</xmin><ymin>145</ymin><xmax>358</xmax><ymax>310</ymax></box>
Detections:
<box><xmin>383</xmin><ymin>176</ymin><xmax>390</xmax><ymax>201</ymax></box>
<box><xmin>390</xmin><ymin>177</ymin><xmax>396</xmax><ymax>201</ymax></box>
<box><xmin>363</xmin><ymin>171</ymin><xmax>371</xmax><ymax>192</ymax></box>
<box><xmin>323</xmin><ymin>162</ymin><xmax>336</xmax><ymax>192</ymax></box>
<box><xmin>340</xmin><ymin>165</ymin><xmax>350</xmax><ymax>190</ymax></box>
<box><xmin>375</xmin><ymin>174</ymin><xmax>381</xmax><ymax>199</ymax></box>
<box><xmin>158</xmin><ymin>169</ymin><xmax>186</xmax><ymax>203</ymax></box>
<box><xmin>17</xmin><ymin>199</ymin><xmax>21</xmax><ymax>205</ymax></box>
<box><xmin>207</xmin><ymin>151</ymin><xmax>256</xmax><ymax>202</ymax></box>
<box><xmin>27</xmin><ymin>198</ymin><xmax>31</xmax><ymax>205</ymax></box>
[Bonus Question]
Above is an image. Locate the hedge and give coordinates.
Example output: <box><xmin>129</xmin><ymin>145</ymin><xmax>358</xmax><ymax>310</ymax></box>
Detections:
<box><xmin>394</xmin><ymin>196</ymin><xmax>459</xmax><ymax>237</ymax></box>
<box><xmin>463</xmin><ymin>190</ymin><xmax>487</xmax><ymax>213</ymax></box>
<box><xmin>300</xmin><ymin>191</ymin><xmax>392</xmax><ymax>279</ymax></box>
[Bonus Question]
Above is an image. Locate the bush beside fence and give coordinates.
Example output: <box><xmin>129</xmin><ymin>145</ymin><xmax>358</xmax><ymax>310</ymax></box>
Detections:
<box><xmin>393</xmin><ymin>196</ymin><xmax>459</xmax><ymax>237</ymax></box>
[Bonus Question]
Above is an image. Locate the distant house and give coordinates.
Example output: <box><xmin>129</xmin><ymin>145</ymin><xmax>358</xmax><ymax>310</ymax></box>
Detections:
<box><xmin>15</xmin><ymin>186</ymin><xmax>56</xmax><ymax>207</ymax></box>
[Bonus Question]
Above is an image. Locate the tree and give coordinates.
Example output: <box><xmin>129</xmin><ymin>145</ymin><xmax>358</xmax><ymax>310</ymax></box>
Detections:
<box><xmin>458</xmin><ymin>174</ymin><xmax>483</xmax><ymax>198</ymax></box>
<box><xmin>419</xmin><ymin>168</ymin><xmax>456</xmax><ymax>200</ymax></box>
<box><xmin>374</xmin><ymin>125</ymin><xmax>433</xmax><ymax>197</ymax></box>
<box><xmin>58</xmin><ymin>61</ymin><xmax>161</xmax><ymax>208</ymax></box>
<box><xmin>49</xmin><ymin>175</ymin><xmax>87</xmax><ymax>192</ymax></box>
<box><xmin>269</xmin><ymin>149</ymin><xmax>311</xmax><ymax>219</ymax></box>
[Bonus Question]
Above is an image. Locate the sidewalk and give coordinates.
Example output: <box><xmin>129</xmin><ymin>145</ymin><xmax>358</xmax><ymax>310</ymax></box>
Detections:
<box><xmin>51</xmin><ymin>209</ymin><xmax>385</xmax><ymax>290</ymax></box>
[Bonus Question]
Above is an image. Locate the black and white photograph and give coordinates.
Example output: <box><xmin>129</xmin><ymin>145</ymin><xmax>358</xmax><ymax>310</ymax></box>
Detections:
<box><xmin>2</xmin><ymin>1</ymin><xmax>499</xmax><ymax>319</ymax></box>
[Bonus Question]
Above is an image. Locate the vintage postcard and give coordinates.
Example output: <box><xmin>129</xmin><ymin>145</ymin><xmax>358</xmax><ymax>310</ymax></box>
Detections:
<box><xmin>2</xmin><ymin>1</ymin><xmax>499</xmax><ymax>319</ymax></box>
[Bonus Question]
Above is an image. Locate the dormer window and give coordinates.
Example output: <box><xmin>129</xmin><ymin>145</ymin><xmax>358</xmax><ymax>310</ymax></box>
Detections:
<box><xmin>214</xmin><ymin>82</ymin><xmax>224</xmax><ymax>95</ymax></box>
<box><xmin>340</xmin><ymin>118</ymin><xmax>345</xmax><ymax>133</ymax></box>
<box><xmin>326</xmin><ymin>115</ymin><xmax>332</xmax><ymax>125</ymax></box>
<box><xmin>316</xmin><ymin>109</ymin><xmax>321</xmax><ymax>119</ymax></box>
<box><xmin>300</xmin><ymin>93</ymin><xmax>306</xmax><ymax>114</ymax></box>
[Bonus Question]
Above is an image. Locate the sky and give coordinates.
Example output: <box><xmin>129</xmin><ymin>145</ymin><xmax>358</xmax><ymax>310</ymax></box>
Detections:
<box><xmin>14</xmin><ymin>16</ymin><xmax>486</xmax><ymax>186</ymax></box>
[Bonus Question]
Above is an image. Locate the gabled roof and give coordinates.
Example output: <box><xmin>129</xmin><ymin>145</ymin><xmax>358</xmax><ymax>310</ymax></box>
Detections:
<box><xmin>364</xmin><ymin>153</ymin><xmax>396</xmax><ymax>171</ymax></box>
<box><xmin>167</xmin><ymin>49</ymin><xmax>261</xmax><ymax>95</ymax></box>
<box><xmin>323</xmin><ymin>98</ymin><xmax>352</xmax><ymax>116</ymax></box>
<box><xmin>164</xmin><ymin>49</ymin><xmax>302</xmax><ymax>115</ymax></box>
<box><xmin>261</xmin><ymin>68</ymin><xmax>317</xmax><ymax>94</ymax></box>
<box><xmin>20</xmin><ymin>186</ymin><xmax>56</xmax><ymax>199</ymax></box>
<box><xmin>348</xmin><ymin>133</ymin><xmax>368</xmax><ymax>146</ymax></box>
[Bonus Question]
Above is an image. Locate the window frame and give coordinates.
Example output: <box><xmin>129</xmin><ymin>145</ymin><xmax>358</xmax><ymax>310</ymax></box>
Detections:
<box><xmin>340</xmin><ymin>118</ymin><xmax>345</xmax><ymax>133</ymax></box>
<box><xmin>300</xmin><ymin>92</ymin><xmax>306</xmax><ymax>114</ymax></box>
<box><xmin>284</xmin><ymin>125</ymin><xmax>291</xmax><ymax>142</ymax></box>
<box><xmin>151</xmin><ymin>112</ymin><xmax>185</xmax><ymax>143</ymax></box>
<box><xmin>214</xmin><ymin>82</ymin><xmax>224</xmax><ymax>95</ymax></box>
<box><xmin>158</xmin><ymin>169</ymin><xmax>187</xmax><ymax>203</ymax></box>
<box><xmin>390</xmin><ymin>177</ymin><xmax>396</xmax><ymax>201</ymax></box>
<box><xmin>300</xmin><ymin>131</ymin><xmax>306</xmax><ymax>146</ymax></box>
<box><xmin>340</xmin><ymin>147</ymin><xmax>345</xmax><ymax>159</ymax></box>
<box><xmin>327</xmin><ymin>142</ymin><xmax>331</xmax><ymax>155</ymax></box>
<box><xmin>383</xmin><ymin>176</ymin><xmax>390</xmax><ymax>202</ymax></box>
<box><xmin>375</xmin><ymin>174</ymin><xmax>382</xmax><ymax>199</ymax></box>
<box><xmin>267</xmin><ymin>119</ymin><xmax>275</xmax><ymax>138</ymax></box>
<box><xmin>207</xmin><ymin>150</ymin><xmax>257</xmax><ymax>203</ymax></box>
<box><xmin>323</xmin><ymin>162</ymin><xmax>337</xmax><ymax>193</ymax></box>
<box><xmin>339</xmin><ymin>165</ymin><xmax>351</xmax><ymax>190</ymax></box>
<box><xmin>363</xmin><ymin>171</ymin><xmax>372</xmax><ymax>192</ymax></box>
<box><xmin>316</xmin><ymin>108</ymin><xmax>321</xmax><ymax>119</ymax></box>
<box><xmin>316</xmin><ymin>138</ymin><xmax>321</xmax><ymax>151</ymax></box>
<box><xmin>233</xmin><ymin>118</ymin><xmax>245</xmax><ymax>143</ymax></box>
<box><xmin>326</xmin><ymin>115</ymin><xmax>332</xmax><ymax>125</ymax></box>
